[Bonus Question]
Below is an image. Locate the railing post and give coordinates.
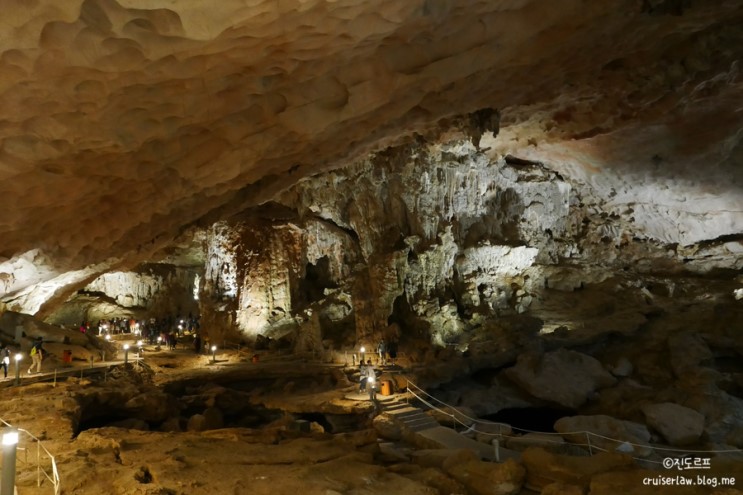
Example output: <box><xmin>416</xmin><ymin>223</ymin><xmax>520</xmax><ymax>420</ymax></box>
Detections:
<box><xmin>586</xmin><ymin>432</ymin><xmax>593</xmax><ymax>455</ymax></box>
<box><xmin>37</xmin><ymin>440</ymin><xmax>41</xmax><ymax>487</ymax></box>
<box><xmin>493</xmin><ymin>439</ymin><xmax>500</xmax><ymax>462</ymax></box>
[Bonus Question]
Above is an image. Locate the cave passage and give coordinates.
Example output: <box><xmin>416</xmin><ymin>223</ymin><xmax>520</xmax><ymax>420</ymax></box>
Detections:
<box><xmin>482</xmin><ymin>407</ymin><xmax>574</xmax><ymax>433</ymax></box>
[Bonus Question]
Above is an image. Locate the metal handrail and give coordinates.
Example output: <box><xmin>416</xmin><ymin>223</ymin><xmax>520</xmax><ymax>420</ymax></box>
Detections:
<box><xmin>405</xmin><ymin>379</ymin><xmax>743</xmax><ymax>465</ymax></box>
<box><xmin>0</xmin><ymin>418</ymin><xmax>60</xmax><ymax>494</ymax></box>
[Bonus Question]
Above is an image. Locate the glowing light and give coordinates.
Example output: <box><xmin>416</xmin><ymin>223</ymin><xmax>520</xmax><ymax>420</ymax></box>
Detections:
<box><xmin>211</xmin><ymin>345</ymin><xmax>217</xmax><ymax>352</ymax></box>
<box><xmin>123</xmin><ymin>344</ymin><xmax>130</xmax><ymax>350</ymax></box>
<box><xmin>13</xmin><ymin>354</ymin><xmax>22</xmax><ymax>362</ymax></box>
<box><xmin>2</xmin><ymin>431</ymin><xmax>18</xmax><ymax>446</ymax></box>
<box><xmin>360</xmin><ymin>346</ymin><xmax>365</xmax><ymax>353</ymax></box>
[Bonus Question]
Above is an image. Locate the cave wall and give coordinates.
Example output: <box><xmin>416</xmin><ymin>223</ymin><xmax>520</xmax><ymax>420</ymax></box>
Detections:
<box><xmin>196</xmin><ymin>135</ymin><xmax>743</xmax><ymax>349</ymax></box>
<box><xmin>46</xmin><ymin>264</ymin><xmax>201</xmax><ymax>326</ymax></box>
<box><xmin>194</xmin><ymin>137</ymin><xmax>743</xmax><ymax>349</ymax></box>
<box><xmin>200</xmin><ymin>216</ymin><xmax>359</xmax><ymax>346</ymax></box>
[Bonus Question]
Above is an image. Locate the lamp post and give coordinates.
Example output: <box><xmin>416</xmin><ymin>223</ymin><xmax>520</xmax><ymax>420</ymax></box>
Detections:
<box><xmin>1</xmin><ymin>428</ymin><xmax>18</xmax><ymax>495</ymax></box>
<box><xmin>123</xmin><ymin>344</ymin><xmax>130</xmax><ymax>364</ymax></box>
<box><xmin>359</xmin><ymin>346</ymin><xmax>366</xmax><ymax>364</ymax></box>
<box><xmin>137</xmin><ymin>340</ymin><xmax>143</xmax><ymax>358</ymax></box>
<box><xmin>211</xmin><ymin>345</ymin><xmax>217</xmax><ymax>364</ymax></box>
<box><xmin>13</xmin><ymin>354</ymin><xmax>22</xmax><ymax>386</ymax></box>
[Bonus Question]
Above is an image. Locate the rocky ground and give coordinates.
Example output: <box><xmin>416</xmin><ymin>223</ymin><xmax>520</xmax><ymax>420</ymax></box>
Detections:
<box><xmin>2</xmin><ymin>321</ymin><xmax>743</xmax><ymax>495</ymax></box>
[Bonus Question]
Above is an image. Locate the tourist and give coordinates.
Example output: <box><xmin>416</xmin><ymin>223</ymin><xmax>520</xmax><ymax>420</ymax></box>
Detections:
<box><xmin>358</xmin><ymin>361</ymin><xmax>368</xmax><ymax>393</ymax></box>
<box><xmin>377</xmin><ymin>339</ymin><xmax>386</xmax><ymax>365</ymax></box>
<box><xmin>0</xmin><ymin>344</ymin><xmax>10</xmax><ymax>378</ymax></box>
<box><xmin>365</xmin><ymin>359</ymin><xmax>376</xmax><ymax>397</ymax></box>
<box><xmin>28</xmin><ymin>337</ymin><xmax>45</xmax><ymax>374</ymax></box>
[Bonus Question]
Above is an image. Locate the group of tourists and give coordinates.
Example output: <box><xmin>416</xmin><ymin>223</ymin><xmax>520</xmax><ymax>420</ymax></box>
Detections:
<box><xmin>375</xmin><ymin>338</ymin><xmax>398</xmax><ymax>366</ymax></box>
<box><xmin>0</xmin><ymin>337</ymin><xmax>46</xmax><ymax>378</ymax></box>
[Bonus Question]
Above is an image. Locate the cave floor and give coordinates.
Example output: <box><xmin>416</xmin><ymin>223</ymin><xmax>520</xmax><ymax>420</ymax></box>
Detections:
<box><xmin>1</xmin><ymin>340</ymin><xmax>741</xmax><ymax>495</ymax></box>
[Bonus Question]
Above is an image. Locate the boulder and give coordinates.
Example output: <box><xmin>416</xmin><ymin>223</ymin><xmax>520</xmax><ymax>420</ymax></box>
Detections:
<box><xmin>521</xmin><ymin>447</ymin><xmax>632</xmax><ymax>491</ymax></box>
<box><xmin>505</xmin><ymin>349</ymin><xmax>616</xmax><ymax>409</ymax></box>
<box><xmin>428</xmin><ymin>405</ymin><xmax>476</xmax><ymax>427</ymax></box>
<box><xmin>505</xmin><ymin>433</ymin><xmax>565</xmax><ymax>453</ymax></box>
<box><xmin>554</xmin><ymin>415</ymin><xmax>651</xmax><ymax>457</ymax></box>
<box><xmin>474</xmin><ymin>421</ymin><xmax>512</xmax><ymax>445</ymax></box>
<box><xmin>445</xmin><ymin>458</ymin><xmax>525</xmax><ymax>495</ymax></box>
<box><xmin>641</xmin><ymin>402</ymin><xmax>704</xmax><ymax>446</ymax></box>
<box><xmin>187</xmin><ymin>414</ymin><xmax>206</xmax><ymax>432</ymax></box>
<box><xmin>667</xmin><ymin>332</ymin><xmax>713</xmax><ymax>377</ymax></box>
<box><xmin>373</xmin><ymin>413</ymin><xmax>403</xmax><ymax>441</ymax></box>
<box><xmin>411</xmin><ymin>448</ymin><xmax>478</xmax><ymax>469</ymax></box>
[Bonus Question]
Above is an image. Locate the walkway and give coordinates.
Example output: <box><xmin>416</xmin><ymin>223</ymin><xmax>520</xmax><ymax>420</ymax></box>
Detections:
<box><xmin>0</xmin><ymin>358</ymin><xmax>139</xmax><ymax>389</ymax></box>
<box><xmin>360</xmin><ymin>392</ymin><xmax>520</xmax><ymax>462</ymax></box>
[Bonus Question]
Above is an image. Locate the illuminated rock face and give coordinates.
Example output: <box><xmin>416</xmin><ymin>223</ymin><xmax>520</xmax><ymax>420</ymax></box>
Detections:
<box><xmin>0</xmin><ymin>0</ymin><xmax>741</xmax><ymax>313</ymax></box>
<box><xmin>197</xmin><ymin>137</ymin><xmax>743</xmax><ymax>348</ymax></box>
<box><xmin>46</xmin><ymin>265</ymin><xmax>201</xmax><ymax>325</ymax></box>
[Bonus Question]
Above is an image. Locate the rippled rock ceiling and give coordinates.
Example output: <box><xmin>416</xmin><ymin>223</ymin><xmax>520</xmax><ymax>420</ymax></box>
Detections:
<box><xmin>0</xmin><ymin>0</ymin><xmax>741</xmax><ymax>328</ymax></box>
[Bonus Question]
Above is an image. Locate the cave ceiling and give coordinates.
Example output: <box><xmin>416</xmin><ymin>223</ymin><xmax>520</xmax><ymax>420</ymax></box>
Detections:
<box><xmin>0</xmin><ymin>0</ymin><xmax>741</xmax><ymax>306</ymax></box>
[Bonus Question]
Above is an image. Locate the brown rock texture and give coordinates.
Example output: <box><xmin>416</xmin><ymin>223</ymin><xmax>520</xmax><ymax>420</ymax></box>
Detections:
<box><xmin>0</xmin><ymin>1</ymin><xmax>741</xmax><ymax>314</ymax></box>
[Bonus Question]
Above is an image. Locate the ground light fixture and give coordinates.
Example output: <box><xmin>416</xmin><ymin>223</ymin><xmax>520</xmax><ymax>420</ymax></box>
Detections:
<box><xmin>123</xmin><ymin>344</ymin><xmax>130</xmax><ymax>364</ymax></box>
<box><xmin>1</xmin><ymin>428</ymin><xmax>18</xmax><ymax>495</ymax></box>
<box><xmin>360</xmin><ymin>346</ymin><xmax>366</xmax><ymax>363</ymax></box>
<box><xmin>211</xmin><ymin>345</ymin><xmax>217</xmax><ymax>363</ymax></box>
<box><xmin>367</xmin><ymin>375</ymin><xmax>376</xmax><ymax>400</ymax></box>
<box><xmin>13</xmin><ymin>354</ymin><xmax>22</xmax><ymax>385</ymax></box>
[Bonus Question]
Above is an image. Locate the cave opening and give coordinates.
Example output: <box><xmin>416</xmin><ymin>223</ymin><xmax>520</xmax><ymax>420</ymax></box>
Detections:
<box><xmin>298</xmin><ymin>256</ymin><xmax>336</xmax><ymax>306</ymax></box>
<box><xmin>482</xmin><ymin>407</ymin><xmax>574</xmax><ymax>433</ymax></box>
<box><xmin>74</xmin><ymin>412</ymin><xmax>143</xmax><ymax>437</ymax></box>
<box><xmin>295</xmin><ymin>413</ymin><xmax>334</xmax><ymax>433</ymax></box>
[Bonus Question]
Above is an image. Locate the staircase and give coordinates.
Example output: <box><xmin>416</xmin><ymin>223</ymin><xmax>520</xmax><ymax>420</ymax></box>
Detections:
<box><xmin>378</xmin><ymin>394</ymin><xmax>518</xmax><ymax>462</ymax></box>
<box><xmin>382</xmin><ymin>399</ymin><xmax>440</xmax><ymax>432</ymax></box>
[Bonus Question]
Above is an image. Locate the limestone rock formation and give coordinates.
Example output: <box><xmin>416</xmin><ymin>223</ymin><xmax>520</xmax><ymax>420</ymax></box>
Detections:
<box><xmin>0</xmin><ymin>0</ymin><xmax>739</xmax><ymax>319</ymax></box>
<box><xmin>554</xmin><ymin>415</ymin><xmax>652</xmax><ymax>456</ymax></box>
<box><xmin>505</xmin><ymin>349</ymin><xmax>617</xmax><ymax>409</ymax></box>
<box><xmin>641</xmin><ymin>402</ymin><xmax>706</xmax><ymax>446</ymax></box>
<box><xmin>0</xmin><ymin>3</ymin><xmax>740</xmax><ymax>491</ymax></box>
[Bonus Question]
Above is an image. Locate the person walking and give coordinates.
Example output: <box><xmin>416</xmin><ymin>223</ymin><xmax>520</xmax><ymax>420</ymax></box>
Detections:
<box><xmin>377</xmin><ymin>339</ymin><xmax>386</xmax><ymax>365</ymax></box>
<box><xmin>28</xmin><ymin>338</ymin><xmax>45</xmax><ymax>374</ymax></box>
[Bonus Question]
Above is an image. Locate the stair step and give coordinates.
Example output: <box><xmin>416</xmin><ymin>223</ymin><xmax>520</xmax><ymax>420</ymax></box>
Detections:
<box><xmin>408</xmin><ymin>423</ymin><xmax>438</xmax><ymax>432</ymax></box>
<box><xmin>399</xmin><ymin>413</ymin><xmax>432</xmax><ymax>423</ymax></box>
<box><xmin>389</xmin><ymin>408</ymin><xmax>428</xmax><ymax>419</ymax></box>
<box><xmin>402</xmin><ymin>418</ymin><xmax>439</xmax><ymax>428</ymax></box>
